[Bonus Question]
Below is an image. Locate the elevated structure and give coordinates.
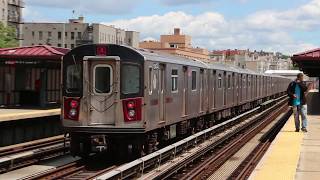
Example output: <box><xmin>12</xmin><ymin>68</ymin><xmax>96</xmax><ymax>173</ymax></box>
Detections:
<box><xmin>265</xmin><ymin>70</ymin><xmax>306</xmax><ymax>80</ymax></box>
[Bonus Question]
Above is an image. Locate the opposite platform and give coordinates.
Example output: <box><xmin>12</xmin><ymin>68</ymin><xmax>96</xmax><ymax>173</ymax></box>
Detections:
<box><xmin>0</xmin><ymin>108</ymin><xmax>61</xmax><ymax>122</ymax></box>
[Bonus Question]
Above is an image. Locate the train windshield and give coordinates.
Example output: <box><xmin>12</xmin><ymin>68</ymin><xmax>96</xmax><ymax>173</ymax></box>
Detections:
<box><xmin>121</xmin><ymin>63</ymin><xmax>140</xmax><ymax>95</ymax></box>
<box><xmin>66</xmin><ymin>64</ymin><xmax>81</xmax><ymax>93</ymax></box>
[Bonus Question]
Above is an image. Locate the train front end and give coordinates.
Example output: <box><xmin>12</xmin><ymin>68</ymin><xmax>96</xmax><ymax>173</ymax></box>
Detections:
<box><xmin>62</xmin><ymin>44</ymin><xmax>145</xmax><ymax>157</ymax></box>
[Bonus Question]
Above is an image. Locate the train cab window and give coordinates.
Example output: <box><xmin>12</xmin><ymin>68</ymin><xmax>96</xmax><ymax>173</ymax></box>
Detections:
<box><xmin>93</xmin><ymin>65</ymin><xmax>112</xmax><ymax>94</ymax></box>
<box><xmin>171</xmin><ymin>69</ymin><xmax>178</xmax><ymax>92</ymax></box>
<box><xmin>66</xmin><ymin>64</ymin><xmax>81</xmax><ymax>93</ymax></box>
<box><xmin>218</xmin><ymin>74</ymin><xmax>222</xmax><ymax>89</ymax></box>
<box><xmin>192</xmin><ymin>71</ymin><xmax>197</xmax><ymax>90</ymax></box>
<box><xmin>121</xmin><ymin>64</ymin><xmax>140</xmax><ymax>95</ymax></box>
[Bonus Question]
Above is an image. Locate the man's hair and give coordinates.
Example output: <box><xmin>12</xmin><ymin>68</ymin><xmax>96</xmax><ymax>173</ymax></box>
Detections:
<box><xmin>297</xmin><ymin>73</ymin><xmax>303</xmax><ymax>78</ymax></box>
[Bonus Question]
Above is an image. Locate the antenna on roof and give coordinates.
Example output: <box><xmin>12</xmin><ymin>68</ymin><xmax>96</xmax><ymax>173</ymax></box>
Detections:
<box><xmin>72</xmin><ymin>10</ymin><xmax>75</xmax><ymax>18</ymax></box>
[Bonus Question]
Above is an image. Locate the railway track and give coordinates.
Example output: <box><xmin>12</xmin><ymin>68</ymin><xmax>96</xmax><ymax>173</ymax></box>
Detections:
<box><xmin>174</xmin><ymin>100</ymin><xmax>291</xmax><ymax>180</ymax></box>
<box><xmin>228</xmin><ymin>107</ymin><xmax>292</xmax><ymax>179</ymax></box>
<box><xmin>0</xmin><ymin>135</ymin><xmax>69</xmax><ymax>173</ymax></box>
<box><xmin>94</xmin><ymin>96</ymin><xmax>289</xmax><ymax>180</ymax></box>
<box><xmin>26</xmin><ymin>155</ymin><xmax>117</xmax><ymax>180</ymax></box>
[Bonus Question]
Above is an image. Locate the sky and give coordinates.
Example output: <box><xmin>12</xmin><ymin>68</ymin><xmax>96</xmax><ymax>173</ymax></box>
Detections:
<box><xmin>23</xmin><ymin>0</ymin><xmax>320</xmax><ymax>55</ymax></box>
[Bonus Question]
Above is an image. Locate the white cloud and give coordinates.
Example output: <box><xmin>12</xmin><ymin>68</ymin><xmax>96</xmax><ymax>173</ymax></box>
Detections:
<box><xmin>246</xmin><ymin>0</ymin><xmax>320</xmax><ymax>31</ymax></box>
<box><xmin>104</xmin><ymin>0</ymin><xmax>320</xmax><ymax>54</ymax></box>
<box><xmin>160</xmin><ymin>0</ymin><xmax>212</xmax><ymax>6</ymax></box>
<box><xmin>24</xmin><ymin>0</ymin><xmax>141</xmax><ymax>14</ymax></box>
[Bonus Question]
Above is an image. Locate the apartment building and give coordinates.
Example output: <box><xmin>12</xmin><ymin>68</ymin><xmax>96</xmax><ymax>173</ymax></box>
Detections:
<box><xmin>21</xmin><ymin>17</ymin><xmax>140</xmax><ymax>48</ymax></box>
<box><xmin>139</xmin><ymin>28</ymin><xmax>210</xmax><ymax>62</ymax></box>
<box><xmin>0</xmin><ymin>0</ymin><xmax>24</xmax><ymax>39</ymax></box>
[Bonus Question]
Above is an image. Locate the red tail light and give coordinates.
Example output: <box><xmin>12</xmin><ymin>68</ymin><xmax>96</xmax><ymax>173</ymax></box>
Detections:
<box><xmin>70</xmin><ymin>100</ymin><xmax>79</xmax><ymax>108</ymax></box>
<box><xmin>123</xmin><ymin>98</ymin><xmax>142</xmax><ymax>122</ymax></box>
<box><xmin>64</xmin><ymin>98</ymin><xmax>80</xmax><ymax>121</ymax></box>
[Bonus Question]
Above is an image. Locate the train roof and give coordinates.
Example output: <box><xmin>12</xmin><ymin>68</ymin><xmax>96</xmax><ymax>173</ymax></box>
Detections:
<box><xmin>137</xmin><ymin>48</ymin><xmax>263</xmax><ymax>75</ymax></box>
<box><xmin>138</xmin><ymin>48</ymin><xmax>209</xmax><ymax>68</ymax></box>
<box><xmin>64</xmin><ymin>44</ymin><xmax>289</xmax><ymax>79</ymax></box>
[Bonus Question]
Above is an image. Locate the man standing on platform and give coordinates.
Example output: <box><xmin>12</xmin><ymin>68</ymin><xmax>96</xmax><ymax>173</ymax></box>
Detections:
<box><xmin>287</xmin><ymin>73</ymin><xmax>312</xmax><ymax>132</ymax></box>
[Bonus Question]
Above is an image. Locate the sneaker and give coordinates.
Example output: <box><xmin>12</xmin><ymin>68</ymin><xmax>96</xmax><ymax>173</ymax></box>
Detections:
<box><xmin>301</xmin><ymin>128</ymin><xmax>308</xmax><ymax>132</ymax></box>
<box><xmin>295</xmin><ymin>129</ymin><xmax>300</xmax><ymax>132</ymax></box>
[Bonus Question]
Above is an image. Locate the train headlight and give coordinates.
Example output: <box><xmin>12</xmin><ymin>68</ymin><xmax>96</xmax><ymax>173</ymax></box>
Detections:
<box><xmin>64</xmin><ymin>98</ymin><xmax>80</xmax><ymax>121</ymax></box>
<box><xmin>69</xmin><ymin>108</ymin><xmax>77</xmax><ymax>117</ymax></box>
<box><xmin>122</xmin><ymin>98</ymin><xmax>142</xmax><ymax>122</ymax></box>
<box><xmin>128</xmin><ymin>109</ymin><xmax>136</xmax><ymax>118</ymax></box>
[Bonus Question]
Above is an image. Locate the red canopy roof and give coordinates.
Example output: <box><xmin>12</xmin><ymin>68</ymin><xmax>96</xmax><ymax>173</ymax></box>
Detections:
<box><xmin>292</xmin><ymin>48</ymin><xmax>320</xmax><ymax>60</ymax></box>
<box><xmin>0</xmin><ymin>45</ymin><xmax>70</xmax><ymax>60</ymax></box>
<box><xmin>291</xmin><ymin>48</ymin><xmax>320</xmax><ymax>77</ymax></box>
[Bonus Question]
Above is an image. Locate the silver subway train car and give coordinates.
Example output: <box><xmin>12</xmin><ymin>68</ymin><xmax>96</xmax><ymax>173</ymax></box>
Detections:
<box><xmin>62</xmin><ymin>44</ymin><xmax>291</xmax><ymax>157</ymax></box>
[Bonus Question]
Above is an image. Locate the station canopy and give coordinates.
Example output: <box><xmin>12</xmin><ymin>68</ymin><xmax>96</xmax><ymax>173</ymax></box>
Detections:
<box><xmin>291</xmin><ymin>48</ymin><xmax>320</xmax><ymax>77</ymax></box>
<box><xmin>0</xmin><ymin>45</ymin><xmax>69</xmax><ymax>60</ymax></box>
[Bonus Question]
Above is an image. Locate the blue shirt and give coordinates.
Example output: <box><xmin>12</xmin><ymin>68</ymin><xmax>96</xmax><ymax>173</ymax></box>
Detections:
<box><xmin>292</xmin><ymin>83</ymin><xmax>301</xmax><ymax>106</ymax></box>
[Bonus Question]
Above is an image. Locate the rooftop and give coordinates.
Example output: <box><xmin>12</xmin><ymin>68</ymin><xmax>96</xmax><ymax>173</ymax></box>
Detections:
<box><xmin>0</xmin><ymin>45</ymin><xmax>70</xmax><ymax>60</ymax></box>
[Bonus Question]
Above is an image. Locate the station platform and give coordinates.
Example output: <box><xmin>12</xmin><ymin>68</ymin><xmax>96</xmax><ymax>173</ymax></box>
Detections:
<box><xmin>0</xmin><ymin>108</ymin><xmax>60</xmax><ymax>122</ymax></box>
<box><xmin>0</xmin><ymin>108</ymin><xmax>62</xmax><ymax>147</ymax></box>
<box><xmin>250</xmin><ymin>91</ymin><xmax>320</xmax><ymax>180</ymax></box>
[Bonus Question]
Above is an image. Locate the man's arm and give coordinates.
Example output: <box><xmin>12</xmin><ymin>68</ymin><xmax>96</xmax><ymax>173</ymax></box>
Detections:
<box><xmin>287</xmin><ymin>82</ymin><xmax>295</xmax><ymax>97</ymax></box>
<box><xmin>299</xmin><ymin>81</ymin><xmax>308</xmax><ymax>92</ymax></box>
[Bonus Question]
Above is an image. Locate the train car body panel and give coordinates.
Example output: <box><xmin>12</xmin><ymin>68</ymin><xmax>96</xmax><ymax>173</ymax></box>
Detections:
<box><xmin>61</xmin><ymin>44</ymin><xmax>292</xmax><ymax>157</ymax></box>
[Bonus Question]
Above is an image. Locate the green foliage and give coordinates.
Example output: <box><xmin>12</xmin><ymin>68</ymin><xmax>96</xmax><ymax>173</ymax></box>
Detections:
<box><xmin>290</xmin><ymin>61</ymin><xmax>300</xmax><ymax>70</ymax></box>
<box><xmin>0</xmin><ymin>22</ymin><xmax>18</xmax><ymax>48</ymax></box>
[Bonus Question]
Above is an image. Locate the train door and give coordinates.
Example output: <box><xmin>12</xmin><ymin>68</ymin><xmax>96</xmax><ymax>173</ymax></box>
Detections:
<box><xmin>159</xmin><ymin>64</ymin><xmax>166</xmax><ymax>122</ymax></box>
<box><xmin>223</xmin><ymin>72</ymin><xmax>227</xmax><ymax>106</ymax></box>
<box><xmin>239</xmin><ymin>74</ymin><xmax>242</xmax><ymax>104</ymax></box>
<box><xmin>232</xmin><ymin>73</ymin><xmax>235</xmax><ymax>106</ymax></box>
<box><xmin>200</xmin><ymin>69</ymin><xmax>204</xmax><ymax>112</ymax></box>
<box><xmin>182</xmin><ymin>66</ymin><xmax>188</xmax><ymax>116</ymax></box>
<box><xmin>212</xmin><ymin>70</ymin><xmax>216</xmax><ymax>109</ymax></box>
<box><xmin>88</xmin><ymin>57</ymin><xmax>118</xmax><ymax>125</ymax></box>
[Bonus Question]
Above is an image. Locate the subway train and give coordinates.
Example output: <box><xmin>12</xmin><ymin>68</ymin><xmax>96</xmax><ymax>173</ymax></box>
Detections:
<box><xmin>62</xmin><ymin>44</ymin><xmax>291</xmax><ymax>157</ymax></box>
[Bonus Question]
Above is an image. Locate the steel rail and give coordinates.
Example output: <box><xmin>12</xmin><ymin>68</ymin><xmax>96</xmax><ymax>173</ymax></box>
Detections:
<box><xmin>0</xmin><ymin>136</ymin><xmax>69</xmax><ymax>173</ymax></box>
<box><xmin>180</xmin><ymin>102</ymin><xmax>289</xmax><ymax>180</ymax></box>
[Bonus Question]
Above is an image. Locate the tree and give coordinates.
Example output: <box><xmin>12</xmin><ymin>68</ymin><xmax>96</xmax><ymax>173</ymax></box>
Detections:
<box><xmin>0</xmin><ymin>22</ymin><xmax>18</xmax><ymax>48</ymax></box>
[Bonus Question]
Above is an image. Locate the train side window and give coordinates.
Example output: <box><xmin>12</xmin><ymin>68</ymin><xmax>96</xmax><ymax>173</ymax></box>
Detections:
<box><xmin>148</xmin><ymin>67</ymin><xmax>152</xmax><ymax>94</ymax></box>
<box><xmin>93</xmin><ymin>64</ymin><xmax>112</xmax><ymax>94</ymax></box>
<box><xmin>191</xmin><ymin>70</ymin><xmax>197</xmax><ymax>90</ymax></box>
<box><xmin>218</xmin><ymin>74</ymin><xmax>222</xmax><ymax>89</ymax></box>
<box><xmin>171</xmin><ymin>69</ymin><xmax>178</xmax><ymax>93</ymax></box>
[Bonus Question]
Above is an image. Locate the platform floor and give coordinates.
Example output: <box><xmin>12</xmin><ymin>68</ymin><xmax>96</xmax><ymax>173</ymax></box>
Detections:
<box><xmin>0</xmin><ymin>108</ymin><xmax>60</xmax><ymax>122</ymax></box>
<box><xmin>250</xmin><ymin>114</ymin><xmax>320</xmax><ymax>180</ymax></box>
